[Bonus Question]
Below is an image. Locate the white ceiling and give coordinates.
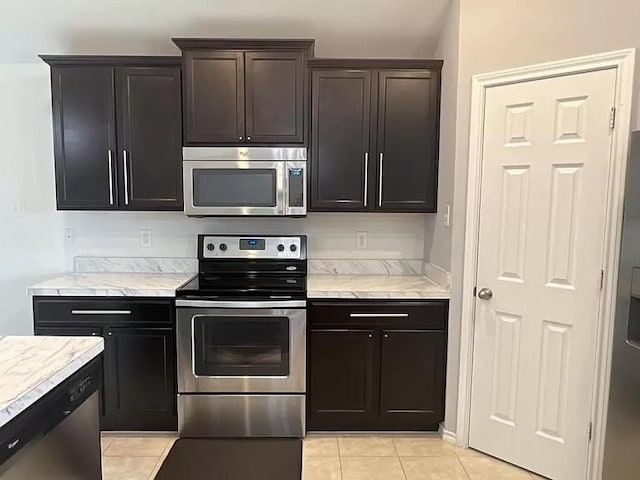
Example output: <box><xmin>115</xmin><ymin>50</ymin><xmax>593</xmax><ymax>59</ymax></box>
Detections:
<box><xmin>0</xmin><ymin>0</ymin><xmax>450</xmax><ymax>62</ymax></box>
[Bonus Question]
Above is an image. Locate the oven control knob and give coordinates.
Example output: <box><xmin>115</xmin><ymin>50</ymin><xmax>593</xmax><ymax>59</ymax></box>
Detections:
<box><xmin>277</xmin><ymin>244</ymin><xmax>285</xmax><ymax>252</ymax></box>
<box><xmin>290</xmin><ymin>244</ymin><xmax>298</xmax><ymax>252</ymax></box>
<box><xmin>219</xmin><ymin>243</ymin><xmax>227</xmax><ymax>252</ymax></box>
<box><xmin>206</xmin><ymin>243</ymin><xmax>215</xmax><ymax>251</ymax></box>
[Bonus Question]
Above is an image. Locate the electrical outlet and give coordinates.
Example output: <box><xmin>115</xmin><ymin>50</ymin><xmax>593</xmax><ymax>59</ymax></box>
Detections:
<box><xmin>140</xmin><ymin>230</ymin><xmax>152</xmax><ymax>248</ymax></box>
<box><xmin>356</xmin><ymin>231</ymin><xmax>368</xmax><ymax>249</ymax></box>
<box><xmin>64</xmin><ymin>228</ymin><xmax>75</xmax><ymax>245</ymax></box>
<box><xmin>443</xmin><ymin>204</ymin><xmax>451</xmax><ymax>228</ymax></box>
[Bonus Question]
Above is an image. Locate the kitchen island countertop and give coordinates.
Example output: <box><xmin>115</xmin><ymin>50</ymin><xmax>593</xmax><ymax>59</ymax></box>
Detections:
<box><xmin>0</xmin><ymin>336</ymin><xmax>104</xmax><ymax>428</ymax></box>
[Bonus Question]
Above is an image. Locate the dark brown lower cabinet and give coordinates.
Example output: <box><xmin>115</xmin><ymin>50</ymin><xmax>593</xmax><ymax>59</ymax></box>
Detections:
<box><xmin>103</xmin><ymin>327</ymin><xmax>176</xmax><ymax>431</ymax></box>
<box><xmin>307</xmin><ymin>300</ymin><xmax>448</xmax><ymax>431</ymax></box>
<box><xmin>308</xmin><ymin>329</ymin><xmax>376</xmax><ymax>429</ymax></box>
<box><xmin>33</xmin><ymin>297</ymin><xmax>177</xmax><ymax>431</ymax></box>
<box><xmin>378</xmin><ymin>329</ymin><xmax>446</xmax><ymax>430</ymax></box>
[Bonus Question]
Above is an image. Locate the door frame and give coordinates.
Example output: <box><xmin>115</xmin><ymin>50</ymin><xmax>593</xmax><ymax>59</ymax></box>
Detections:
<box><xmin>456</xmin><ymin>48</ymin><xmax>636</xmax><ymax>479</ymax></box>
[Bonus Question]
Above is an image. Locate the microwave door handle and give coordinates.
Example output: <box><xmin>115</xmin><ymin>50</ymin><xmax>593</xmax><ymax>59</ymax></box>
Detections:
<box><xmin>279</xmin><ymin>162</ymin><xmax>287</xmax><ymax>215</ymax></box>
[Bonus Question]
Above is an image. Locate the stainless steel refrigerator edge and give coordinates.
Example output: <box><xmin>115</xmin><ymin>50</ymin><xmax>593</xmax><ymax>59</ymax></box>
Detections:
<box><xmin>603</xmin><ymin>131</ymin><xmax>640</xmax><ymax>479</ymax></box>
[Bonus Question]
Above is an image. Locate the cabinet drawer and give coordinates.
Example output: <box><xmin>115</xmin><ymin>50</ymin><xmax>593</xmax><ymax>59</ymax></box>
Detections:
<box><xmin>308</xmin><ymin>301</ymin><xmax>447</xmax><ymax>330</ymax></box>
<box><xmin>33</xmin><ymin>297</ymin><xmax>173</xmax><ymax>325</ymax></box>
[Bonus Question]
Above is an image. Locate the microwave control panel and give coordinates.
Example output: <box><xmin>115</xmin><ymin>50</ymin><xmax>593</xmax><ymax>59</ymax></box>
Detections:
<box><xmin>288</xmin><ymin>168</ymin><xmax>305</xmax><ymax>208</ymax></box>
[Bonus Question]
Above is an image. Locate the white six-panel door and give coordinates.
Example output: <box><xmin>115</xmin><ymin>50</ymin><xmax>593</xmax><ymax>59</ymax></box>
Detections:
<box><xmin>469</xmin><ymin>68</ymin><xmax>617</xmax><ymax>480</ymax></box>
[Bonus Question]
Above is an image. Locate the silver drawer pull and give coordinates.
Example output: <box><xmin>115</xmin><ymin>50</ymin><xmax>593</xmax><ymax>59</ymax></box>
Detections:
<box><xmin>7</xmin><ymin>439</ymin><xmax>20</xmax><ymax>450</ymax></box>
<box><xmin>349</xmin><ymin>313</ymin><xmax>409</xmax><ymax>318</ymax></box>
<box><xmin>71</xmin><ymin>310</ymin><xmax>131</xmax><ymax>315</ymax></box>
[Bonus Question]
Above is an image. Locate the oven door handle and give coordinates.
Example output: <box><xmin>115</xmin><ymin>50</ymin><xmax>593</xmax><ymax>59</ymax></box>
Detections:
<box><xmin>176</xmin><ymin>299</ymin><xmax>306</xmax><ymax>309</ymax></box>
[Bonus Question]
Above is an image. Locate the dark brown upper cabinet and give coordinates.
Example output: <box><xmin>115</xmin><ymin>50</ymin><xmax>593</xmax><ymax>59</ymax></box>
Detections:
<box><xmin>309</xmin><ymin>59</ymin><xmax>442</xmax><ymax>213</ymax></box>
<box><xmin>48</xmin><ymin>65</ymin><xmax>117</xmax><ymax>210</ymax></box>
<box><xmin>117</xmin><ymin>67</ymin><xmax>183</xmax><ymax>210</ymax></box>
<box><xmin>173</xmin><ymin>39</ymin><xmax>313</xmax><ymax>146</ymax></box>
<box><xmin>40</xmin><ymin>56</ymin><xmax>183</xmax><ymax>211</ymax></box>
<box><xmin>310</xmin><ymin>70</ymin><xmax>372</xmax><ymax>210</ymax></box>
<box><xmin>182</xmin><ymin>51</ymin><xmax>245</xmax><ymax>144</ymax></box>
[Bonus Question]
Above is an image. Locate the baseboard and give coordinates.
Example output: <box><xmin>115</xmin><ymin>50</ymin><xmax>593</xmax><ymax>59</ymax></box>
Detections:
<box><xmin>438</xmin><ymin>422</ymin><xmax>457</xmax><ymax>444</ymax></box>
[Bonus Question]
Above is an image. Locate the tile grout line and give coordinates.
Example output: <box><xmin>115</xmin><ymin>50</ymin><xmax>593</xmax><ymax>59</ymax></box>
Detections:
<box><xmin>455</xmin><ymin>452</ymin><xmax>474</xmax><ymax>480</ymax></box>
<box><xmin>336</xmin><ymin>437</ymin><xmax>345</xmax><ymax>480</ymax></box>
<box><xmin>392</xmin><ymin>438</ymin><xmax>410</xmax><ymax>480</ymax></box>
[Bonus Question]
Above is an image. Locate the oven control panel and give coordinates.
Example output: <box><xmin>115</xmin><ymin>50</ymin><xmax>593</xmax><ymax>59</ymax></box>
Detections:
<box><xmin>201</xmin><ymin>235</ymin><xmax>305</xmax><ymax>259</ymax></box>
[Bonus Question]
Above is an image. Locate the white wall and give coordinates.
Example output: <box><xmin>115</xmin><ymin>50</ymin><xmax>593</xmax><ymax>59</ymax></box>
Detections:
<box><xmin>444</xmin><ymin>0</ymin><xmax>640</xmax><ymax>433</ymax></box>
<box><xmin>0</xmin><ymin>64</ymin><xmax>64</xmax><ymax>334</ymax></box>
<box><xmin>424</xmin><ymin>0</ymin><xmax>459</xmax><ymax>272</ymax></box>
<box><xmin>0</xmin><ymin>0</ymin><xmax>449</xmax><ymax>61</ymax></box>
<box><xmin>425</xmin><ymin>0</ymin><xmax>461</xmax><ymax>431</ymax></box>
<box><xmin>62</xmin><ymin>213</ymin><xmax>428</xmax><ymax>269</ymax></box>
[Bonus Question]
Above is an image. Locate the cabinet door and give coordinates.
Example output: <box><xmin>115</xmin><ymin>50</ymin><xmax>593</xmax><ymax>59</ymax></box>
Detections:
<box><xmin>375</xmin><ymin>70</ymin><xmax>440</xmax><ymax>212</ymax></box>
<box><xmin>117</xmin><ymin>67</ymin><xmax>183</xmax><ymax>210</ymax></box>
<box><xmin>104</xmin><ymin>327</ymin><xmax>176</xmax><ymax>431</ymax></box>
<box><xmin>307</xmin><ymin>329</ymin><xmax>376</xmax><ymax>430</ymax></box>
<box><xmin>50</xmin><ymin>66</ymin><xmax>117</xmax><ymax>209</ymax></box>
<box><xmin>183</xmin><ymin>51</ymin><xmax>245</xmax><ymax>144</ymax></box>
<box><xmin>245</xmin><ymin>51</ymin><xmax>305</xmax><ymax>144</ymax></box>
<box><xmin>379</xmin><ymin>329</ymin><xmax>446</xmax><ymax>430</ymax></box>
<box><xmin>310</xmin><ymin>70</ymin><xmax>372</xmax><ymax>211</ymax></box>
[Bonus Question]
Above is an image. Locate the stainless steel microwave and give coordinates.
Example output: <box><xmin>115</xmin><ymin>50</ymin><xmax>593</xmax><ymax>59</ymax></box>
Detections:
<box><xmin>182</xmin><ymin>147</ymin><xmax>307</xmax><ymax>217</ymax></box>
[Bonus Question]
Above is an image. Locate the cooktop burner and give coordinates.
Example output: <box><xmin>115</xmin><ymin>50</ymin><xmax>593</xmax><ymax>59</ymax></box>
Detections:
<box><xmin>176</xmin><ymin>235</ymin><xmax>308</xmax><ymax>301</ymax></box>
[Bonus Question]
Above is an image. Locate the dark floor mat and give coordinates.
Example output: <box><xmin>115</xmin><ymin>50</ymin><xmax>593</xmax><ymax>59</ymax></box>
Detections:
<box><xmin>154</xmin><ymin>438</ymin><xmax>302</xmax><ymax>480</ymax></box>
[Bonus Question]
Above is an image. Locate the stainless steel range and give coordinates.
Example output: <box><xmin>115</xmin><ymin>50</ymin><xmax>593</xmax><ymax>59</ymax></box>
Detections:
<box><xmin>176</xmin><ymin>235</ymin><xmax>307</xmax><ymax>438</ymax></box>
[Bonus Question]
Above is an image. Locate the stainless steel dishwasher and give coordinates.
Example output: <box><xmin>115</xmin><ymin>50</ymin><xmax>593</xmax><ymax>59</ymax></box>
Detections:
<box><xmin>0</xmin><ymin>358</ymin><xmax>102</xmax><ymax>479</ymax></box>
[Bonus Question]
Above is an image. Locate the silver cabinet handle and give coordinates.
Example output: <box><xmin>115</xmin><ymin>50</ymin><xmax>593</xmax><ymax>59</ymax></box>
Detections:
<box><xmin>363</xmin><ymin>152</ymin><xmax>369</xmax><ymax>207</ymax></box>
<box><xmin>107</xmin><ymin>151</ymin><xmax>115</xmax><ymax>205</ymax></box>
<box><xmin>247</xmin><ymin>136</ymin><xmax>251</xmax><ymax>141</ymax></box>
<box><xmin>368</xmin><ymin>334</ymin><xmax>373</xmax><ymax>338</ymax></box>
<box><xmin>384</xmin><ymin>333</ymin><xmax>389</xmax><ymax>338</ymax></box>
<box><xmin>123</xmin><ymin>150</ymin><xmax>130</xmax><ymax>205</ymax></box>
<box><xmin>350</xmin><ymin>313</ymin><xmax>409</xmax><ymax>318</ymax></box>
<box><xmin>7</xmin><ymin>439</ymin><xmax>20</xmax><ymax>450</ymax></box>
<box><xmin>238</xmin><ymin>136</ymin><xmax>243</xmax><ymax>140</ymax></box>
<box><xmin>378</xmin><ymin>152</ymin><xmax>384</xmax><ymax>207</ymax></box>
<box><xmin>71</xmin><ymin>310</ymin><xmax>131</xmax><ymax>315</ymax></box>
<box><xmin>107</xmin><ymin>332</ymin><xmax>113</xmax><ymax>336</ymax></box>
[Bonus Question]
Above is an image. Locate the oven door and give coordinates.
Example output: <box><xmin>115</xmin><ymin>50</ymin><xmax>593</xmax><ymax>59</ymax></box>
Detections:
<box><xmin>183</xmin><ymin>160</ymin><xmax>285</xmax><ymax>216</ymax></box>
<box><xmin>176</xmin><ymin>302</ymin><xmax>306</xmax><ymax>393</ymax></box>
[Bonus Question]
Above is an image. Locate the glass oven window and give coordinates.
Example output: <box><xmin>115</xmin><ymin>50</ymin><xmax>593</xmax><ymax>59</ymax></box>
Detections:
<box><xmin>193</xmin><ymin>169</ymin><xmax>277</xmax><ymax>207</ymax></box>
<box><xmin>193</xmin><ymin>316</ymin><xmax>290</xmax><ymax>376</ymax></box>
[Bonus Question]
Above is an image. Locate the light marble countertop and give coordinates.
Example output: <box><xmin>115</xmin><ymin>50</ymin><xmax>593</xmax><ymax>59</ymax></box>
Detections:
<box><xmin>307</xmin><ymin>274</ymin><xmax>450</xmax><ymax>299</ymax></box>
<box><xmin>0</xmin><ymin>336</ymin><xmax>104</xmax><ymax>428</ymax></box>
<box><xmin>27</xmin><ymin>273</ymin><xmax>195</xmax><ymax>297</ymax></box>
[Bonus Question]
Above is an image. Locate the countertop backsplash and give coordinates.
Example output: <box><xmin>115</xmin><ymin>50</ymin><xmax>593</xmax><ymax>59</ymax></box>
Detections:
<box><xmin>74</xmin><ymin>256</ymin><xmax>198</xmax><ymax>274</ymax></box>
<box><xmin>71</xmin><ymin>256</ymin><xmax>451</xmax><ymax>291</ymax></box>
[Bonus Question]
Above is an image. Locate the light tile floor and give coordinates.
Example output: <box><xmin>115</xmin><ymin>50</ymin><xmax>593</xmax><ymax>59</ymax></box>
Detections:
<box><xmin>101</xmin><ymin>432</ymin><xmax>546</xmax><ymax>480</ymax></box>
